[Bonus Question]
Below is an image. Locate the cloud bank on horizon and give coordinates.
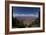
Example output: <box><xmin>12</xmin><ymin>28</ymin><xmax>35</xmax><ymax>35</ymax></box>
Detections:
<box><xmin>12</xmin><ymin>7</ymin><xmax>40</xmax><ymax>17</ymax></box>
<box><xmin>13</xmin><ymin>14</ymin><xmax>38</xmax><ymax>18</ymax></box>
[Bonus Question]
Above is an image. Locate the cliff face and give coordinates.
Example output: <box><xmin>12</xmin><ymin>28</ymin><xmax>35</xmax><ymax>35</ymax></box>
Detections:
<box><xmin>12</xmin><ymin>13</ymin><xmax>40</xmax><ymax>28</ymax></box>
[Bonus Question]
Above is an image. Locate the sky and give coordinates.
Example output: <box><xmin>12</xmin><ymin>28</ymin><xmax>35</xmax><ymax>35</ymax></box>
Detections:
<box><xmin>12</xmin><ymin>6</ymin><xmax>40</xmax><ymax>17</ymax></box>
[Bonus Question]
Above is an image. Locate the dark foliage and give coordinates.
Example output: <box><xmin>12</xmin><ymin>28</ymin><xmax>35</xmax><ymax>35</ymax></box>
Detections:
<box><xmin>12</xmin><ymin>17</ymin><xmax>25</xmax><ymax>28</ymax></box>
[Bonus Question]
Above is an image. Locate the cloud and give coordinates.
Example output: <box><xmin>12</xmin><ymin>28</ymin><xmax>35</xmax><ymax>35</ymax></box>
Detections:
<box><xmin>13</xmin><ymin>13</ymin><xmax>38</xmax><ymax>18</ymax></box>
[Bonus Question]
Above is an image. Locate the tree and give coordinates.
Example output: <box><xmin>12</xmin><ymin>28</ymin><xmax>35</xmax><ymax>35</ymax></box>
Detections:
<box><xmin>12</xmin><ymin>17</ymin><xmax>15</xmax><ymax>28</ymax></box>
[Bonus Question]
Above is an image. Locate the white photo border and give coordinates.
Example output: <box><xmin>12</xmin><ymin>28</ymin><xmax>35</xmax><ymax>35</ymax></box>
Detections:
<box><xmin>9</xmin><ymin>4</ymin><xmax>43</xmax><ymax>32</ymax></box>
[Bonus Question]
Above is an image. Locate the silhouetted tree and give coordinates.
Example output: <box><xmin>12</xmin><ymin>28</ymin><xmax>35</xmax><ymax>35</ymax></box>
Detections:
<box><xmin>12</xmin><ymin>17</ymin><xmax>15</xmax><ymax>28</ymax></box>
